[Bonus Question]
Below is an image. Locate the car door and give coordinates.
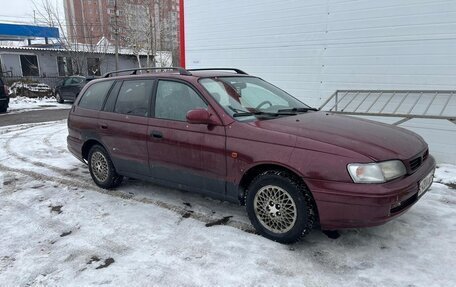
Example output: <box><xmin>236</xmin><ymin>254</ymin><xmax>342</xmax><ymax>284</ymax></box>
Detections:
<box><xmin>68</xmin><ymin>77</ymin><xmax>85</xmax><ymax>100</ymax></box>
<box><xmin>148</xmin><ymin>79</ymin><xmax>227</xmax><ymax>198</ymax></box>
<box><xmin>98</xmin><ymin>79</ymin><xmax>154</xmax><ymax>176</ymax></box>
<box><xmin>59</xmin><ymin>77</ymin><xmax>72</xmax><ymax>98</ymax></box>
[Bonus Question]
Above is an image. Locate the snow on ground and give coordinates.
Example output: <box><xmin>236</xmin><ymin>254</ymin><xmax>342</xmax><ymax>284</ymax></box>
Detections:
<box><xmin>0</xmin><ymin>121</ymin><xmax>455</xmax><ymax>286</ymax></box>
<box><xmin>434</xmin><ymin>164</ymin><xmax>456</xmax><ymax>186</ymax></box>
<box><xmin>2</xmin><ymin>97</ymin><xmax>69</xmax><ymax>114</ymax></box>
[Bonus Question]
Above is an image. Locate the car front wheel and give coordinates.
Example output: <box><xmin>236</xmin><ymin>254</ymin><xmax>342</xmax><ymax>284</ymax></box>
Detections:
<box><xmin>246</xmin><ymin>170</ymin><xmax>316</xmax><ymax>244</ymax></box>
<box><xmin>88</xmin><ymin>145</ymin><xmax>123</xmax><ymax>189</ymax></box>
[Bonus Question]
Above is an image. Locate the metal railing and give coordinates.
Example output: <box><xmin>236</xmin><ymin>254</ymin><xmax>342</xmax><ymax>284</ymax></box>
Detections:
<box><xmin>319</xmin><ymin>90</ymin><xmax>456</xmax><ymax>125</ymax></box>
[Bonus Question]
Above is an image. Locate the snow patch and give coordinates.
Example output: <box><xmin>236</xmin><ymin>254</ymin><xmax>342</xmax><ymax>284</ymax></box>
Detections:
<box><xmin>3</xmin><ymin>96</ymin><xmax>70</xmax><ymax>114</ymax></box>
<box><xmin>0</xmin><ymin>121</ymin><xmax>455</xmax><ymax>286</ymax></box>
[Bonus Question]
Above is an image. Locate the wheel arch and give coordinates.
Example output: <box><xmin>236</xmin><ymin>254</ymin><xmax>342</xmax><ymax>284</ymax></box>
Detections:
<box><xmin>81</xmin><ymin>139</ymin><xmax>109</xmax><ymax>162</ymax></box>
<box><xmin>238</xmin><ymin>163</ymin><xmax>319</xmax><ymax>223</ymax></box>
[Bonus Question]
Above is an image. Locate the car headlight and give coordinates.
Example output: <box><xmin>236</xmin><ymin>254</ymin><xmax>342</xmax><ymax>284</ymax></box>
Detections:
<box><xmin>347</xmin><ymin>160</ymin><xmax>406</xmax><ymax>183</ymax></box>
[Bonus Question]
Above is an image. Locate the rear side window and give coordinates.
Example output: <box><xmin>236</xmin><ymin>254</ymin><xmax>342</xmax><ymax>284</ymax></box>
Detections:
<box><xmin>63</xmin><ymin>78</ymin><xmax>72</xmax><ymax>86</ymax></box>
<box><xmin>72</xmin><ymin>77</ymin><xmax>84</xmax><ymax>84</ymax></box>
<box><xmin>114</xmin><ymin>79</ymin><xmax>154</xmax><ymax>117</ymax></box>
<box><xmin>155</xmin><ymin>80</ymin><xmax>207</xmax><ymax>121</ymax></box>
<box><xmin>78</xmin><ymin>80</ymin><xmax>114</xmax><ymax>110</ymax></box>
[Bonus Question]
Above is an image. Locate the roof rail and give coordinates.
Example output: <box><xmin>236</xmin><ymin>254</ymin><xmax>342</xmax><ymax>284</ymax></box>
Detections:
<box><xmin>103</xmin><ymin>67</ymin><xmax>192</xmax><ymax>78</ymax></box>
<box><xmin>186</xmin><ymin>68</ymin><xmax>248</xmax><ymax>75</ymax></box>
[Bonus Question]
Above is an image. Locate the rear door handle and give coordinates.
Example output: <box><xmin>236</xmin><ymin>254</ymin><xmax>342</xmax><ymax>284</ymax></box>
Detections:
<box><xmin>100</xmin><ymin>123</ymin><xmax>108</xmax><ymax>129</ymax></box>
<box><xmin>151</xmin><ymin>130</ymin><xmax>163</xmax><ymax>139</ymax></box>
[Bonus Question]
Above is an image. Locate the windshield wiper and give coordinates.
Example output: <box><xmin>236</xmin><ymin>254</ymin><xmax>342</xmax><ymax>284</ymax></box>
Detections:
<box><xmin>232</xmin><ymin>111</ymin><xmax>271</xmax><ymax>117</ymax></box>
<box><xmin>277</xmin><ymin>107</ymin><xmax>318</xmax><ymax>113</ymax></box>
<box><xmin>233</xmin><ymin>110</ymin><xmax>298</xmax><ymax>118</ymax></box>
<box><xmin>229</xmin><ymin>106</ymin><xmax>303</xmax><ymax>118</ymax></box>
<box><xmin>228</xmin><ymin>106</ymin><xmax>251</xmax><ymax>114</ymax></box>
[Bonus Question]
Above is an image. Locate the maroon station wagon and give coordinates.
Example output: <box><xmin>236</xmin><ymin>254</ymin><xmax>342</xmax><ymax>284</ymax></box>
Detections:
<box><xmin>67</xmin><ymin>67</ymin><xmax>436</xmax><ymax>243</ymax></box>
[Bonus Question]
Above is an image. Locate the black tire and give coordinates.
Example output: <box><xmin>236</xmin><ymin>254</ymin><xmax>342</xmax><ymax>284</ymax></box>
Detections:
<box><xmin>55</xmin><ymin>92</ymin><xmax>64</xmax><ymax>103</ymax></box>
<box><xmin>0</xmin><ymin>105</ymin><xmax>6</xmax><ymax>113</ymax></box>
<box><xmin>246</xmin><ymin>170</ymin><xmax>316</xmax><ymax>244</ymax></box>
<box><xmin>88</xmin><ymin>145</ymin><xmax>123</xmax><ymax>189</ymax></box>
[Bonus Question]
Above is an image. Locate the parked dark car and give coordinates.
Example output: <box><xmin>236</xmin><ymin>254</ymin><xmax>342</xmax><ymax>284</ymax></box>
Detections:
<box><xmin>0</xmin><ymin>77</ymin><xmax>9</xmax><ymax>113</ymax></box>
<box><xmin>67</xmin><ymin>67</ymin><xmax>436</xmax><ymax>243</ymax></box>
<box><xmin>55</xmin><ymin>76</ymin><xmax>94</xmax><ymax>103</ymax></box>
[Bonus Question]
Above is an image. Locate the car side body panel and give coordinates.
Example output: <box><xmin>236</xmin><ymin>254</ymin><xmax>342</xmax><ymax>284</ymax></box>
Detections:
<box><xmin>67</xmin><ymin>106</ymin><xmax>101</xmax><ymax>159</ymax></box>
<box><xmin>147</xmin><ymin>116</ymin><xmax>227</xmax><ymax>199</ymax></box>
<box><xmin>98</xmin><ymin>111</ymin><xmax>150</xmax><ymax>176</ymax></box>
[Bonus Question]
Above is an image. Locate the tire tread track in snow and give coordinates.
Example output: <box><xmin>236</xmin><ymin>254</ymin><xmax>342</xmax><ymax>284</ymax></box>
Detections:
<box><xmin>0</xmin><ymin>162</ymin><xmax>256</xmax><ymax>233</ymax></box>
<box><xmin>43</xmin><ymin>127</ymin><xmax>68</xmax><ymax>153</ymax></box>
<box><xmin>4</xmin><ymin>124</ymin><xmax>78</xmax><ymax>179</ymax></box>
<box><xmin>1</xmin><ymin>122</ymin><xmax>256</xmax><ymax>233</ymax></box>
<box><xmin>0</xmin><ymin>164</ymin><xmax>255</xmax><ymax>234</ymax></box>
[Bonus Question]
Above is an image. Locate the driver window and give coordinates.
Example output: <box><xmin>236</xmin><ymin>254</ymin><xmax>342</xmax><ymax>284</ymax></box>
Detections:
<box><xmin>63</xmin><ymin>78</ymin><xmax>72</xmax><ymax>86</ymax></box>
<box><xmin>155</xmin><ymin>80</ymin><xmax>207</xmax><ymax>121</ymax></box>
<box><xmin>71</xmin><ymin>77</ymin><xmax>84</xmax><ymax>85</ymax></box>
<box><xmin>114</xmin><ymin>79</ymin><xmax>153</xmax><ymax>117</ymax></box>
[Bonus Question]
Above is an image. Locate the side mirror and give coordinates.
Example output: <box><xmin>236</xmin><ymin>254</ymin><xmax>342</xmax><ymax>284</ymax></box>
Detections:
<box><xmin>186</xmin><ymin>108</ymin><xmax>218</xmax><ymax>125</ymax></box>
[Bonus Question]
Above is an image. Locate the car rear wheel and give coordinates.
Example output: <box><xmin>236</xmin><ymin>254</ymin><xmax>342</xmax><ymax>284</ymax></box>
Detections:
<box><xmin>88</xmin><ymin>145</ymin><xmax>123</xmax><ymax>189</ymax></box>
<box><xmin>246</xmin><ymin>170</ymin><xmax>316</xmax><ymax>244</ymax></box>
<box><xmin>55</xmin><ymin>92</ymin><xmax>64</xmax><ymax>103</ymax></box>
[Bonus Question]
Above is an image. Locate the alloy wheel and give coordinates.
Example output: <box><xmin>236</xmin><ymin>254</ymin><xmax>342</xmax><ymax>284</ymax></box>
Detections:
<box><xmin>91</xmin><ymin>151</ymin><xmax>109</xmax><ymax>182</ymax></box>
<box><xmin>253</xmin><ymin>185</ymin><xmax>297</xmax><ymax>233</ymax></box>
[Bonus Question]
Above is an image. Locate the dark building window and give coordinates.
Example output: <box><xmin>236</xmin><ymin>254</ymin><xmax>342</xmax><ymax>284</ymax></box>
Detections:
<box><xmin>87</xmin><ymin>57</ymin><xmax>101</xmax><ymax>76</ymax></box>
<box><xmin>57</xmin><ymin>56</ymin><xmax>75</xmax><ymax>76</ymax></box>
<box><xmin>20</xmin><ymin>55</ymin><xmax>39</xmax><ymax>76</ymax></box>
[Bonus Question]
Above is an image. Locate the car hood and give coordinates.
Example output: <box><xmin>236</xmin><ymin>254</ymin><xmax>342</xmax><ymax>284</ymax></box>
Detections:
<box><xmin>252</xmin><ymin>112</ymin><xmax>426</xmax><ymax>161</ymax></box>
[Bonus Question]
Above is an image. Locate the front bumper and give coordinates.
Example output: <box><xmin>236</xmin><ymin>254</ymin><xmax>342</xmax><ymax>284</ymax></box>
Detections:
<box><xmin>306</xmin><ymin>155</ymin><xmax>436</xmax><ymax>230</ymax></box>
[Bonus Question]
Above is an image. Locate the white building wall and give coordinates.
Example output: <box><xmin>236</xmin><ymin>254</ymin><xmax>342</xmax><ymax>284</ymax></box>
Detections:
<box><xmin>185</xmin><ymin>0</ymin><xmax>456</xmax><ymax>164</ymax></box>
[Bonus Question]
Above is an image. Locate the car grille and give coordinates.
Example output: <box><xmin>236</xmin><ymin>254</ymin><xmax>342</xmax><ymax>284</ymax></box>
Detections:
<box><xmin>406</xmin><ymin>148</ymin><xmax>428</xmax><ymax>174</ymax></box>
<box><xmin>410</xmin><ymin>157</ymin><xmax>422</xmax><ymax>171</ymax></box>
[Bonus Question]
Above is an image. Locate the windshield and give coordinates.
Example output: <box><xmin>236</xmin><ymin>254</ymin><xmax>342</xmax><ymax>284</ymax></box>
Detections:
<box><xmin>199</xmin><ymin>77</ymin><xmax>311</xmax><ymax>119</ymax></box>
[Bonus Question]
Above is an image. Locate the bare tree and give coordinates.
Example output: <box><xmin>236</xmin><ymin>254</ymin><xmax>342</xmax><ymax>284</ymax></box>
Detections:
<box><xmin>119</xmin><ymin>0</ymin><xmax>157</xmax><ymax>67</ymax></box>
<box><xmin>121</xmin><ymin>0</ymin><xmax>176</xmax><ymax>67</ymax></box>
<box><xmin>32</xmin><ymin>0</ymin><xmax>110</xmax><ymax>76</ymax></box>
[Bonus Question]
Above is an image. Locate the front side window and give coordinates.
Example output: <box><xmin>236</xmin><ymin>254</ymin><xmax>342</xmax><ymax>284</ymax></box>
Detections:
<box><xmin>79</xmin><ymin>80</ymin><xmax>114</xmax><ymax>110</ymax></box>
<box><xmin>200</xmin><ymin>77</ymin><xmax>309</xmax><ymax>119</ymax></box>
<box><xmin>71</xmin><ymin>77</ymin><xmax>84</xmax><ymax>85</ymax></box>
<box><xmin>155</xmin><ymin>80</ymin><xmax>207</xmax><ymax>121</ymax></box>
<box><xmin>114</xmin><ymin>80</ymin><xmax>153</xmax><ymax>117</ymax></box>
<box><xmin>63</xmin><ymin>78</ymin><xmax>73</xmax><ymax>86</ymax></box>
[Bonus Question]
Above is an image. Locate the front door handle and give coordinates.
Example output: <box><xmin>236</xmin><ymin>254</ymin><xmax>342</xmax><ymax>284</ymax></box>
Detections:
<box><xmin>100</xmin><ymin>123</ymin><xmax>108</xmax><ymax>129</ymax></box>
<box><xmin>151</xmin><ymin>130</ymin><xmax>163</xmax><ymax>139</ymax></box>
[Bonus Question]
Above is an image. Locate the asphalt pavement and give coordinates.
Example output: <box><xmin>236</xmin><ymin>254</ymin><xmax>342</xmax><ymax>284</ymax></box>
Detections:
<box><xmin>0</xmin><ymin>109</ymin><xmax>70</xmax><ymax>127</ymax></box>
